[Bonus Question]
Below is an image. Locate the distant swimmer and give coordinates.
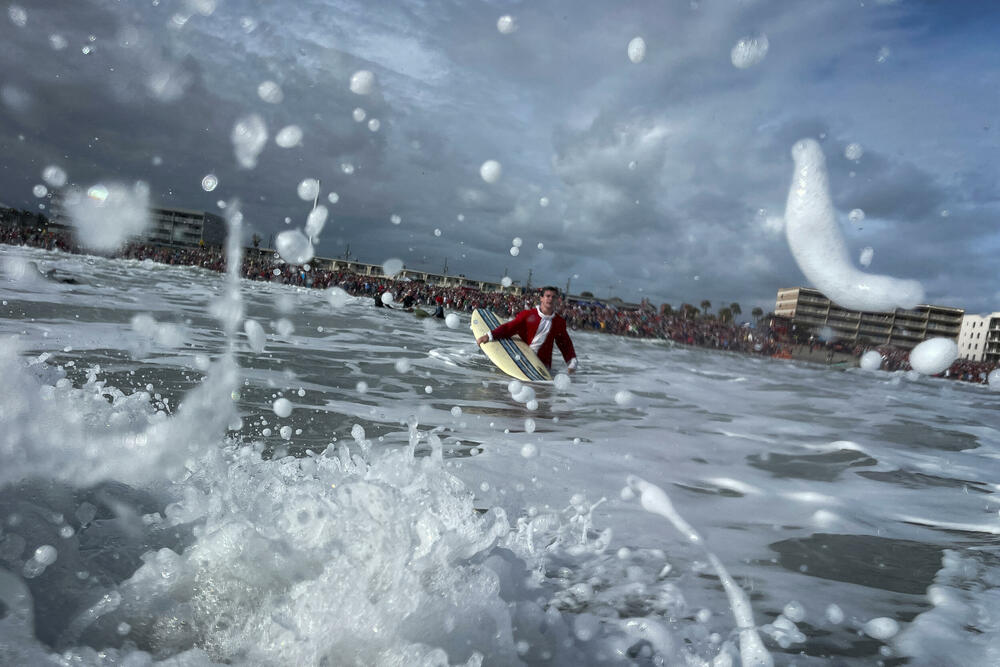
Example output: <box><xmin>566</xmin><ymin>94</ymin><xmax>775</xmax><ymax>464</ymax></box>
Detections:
<box><xmin>476</xmin><ymin>285</ymin><xmax>578</xmax><ymax>373</ymax></box>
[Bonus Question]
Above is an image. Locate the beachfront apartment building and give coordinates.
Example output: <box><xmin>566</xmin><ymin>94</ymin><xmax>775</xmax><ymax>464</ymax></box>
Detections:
<box><xmin>774</xmin><ymin>287</ymin><xmax>964</xmax><ymax>350</ymax></box>
<box><xmin>958</xmin><ymin>312</ymin><xmax>1000</xmax><ymax>363</ymax></box>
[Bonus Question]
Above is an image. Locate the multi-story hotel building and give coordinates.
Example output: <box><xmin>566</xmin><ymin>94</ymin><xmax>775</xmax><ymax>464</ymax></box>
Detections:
<box><xmin>775</xmin><ymin>287</ymin><xmax>963</xmax><ymax>350</ymax></box>
<box><xmin>958</xmin><ymin>313</ymin><xmax>1000</xmax><ymax>363</ymax></box>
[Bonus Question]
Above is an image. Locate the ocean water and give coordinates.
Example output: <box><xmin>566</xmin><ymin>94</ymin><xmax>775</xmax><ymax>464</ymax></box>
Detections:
<box><xmin>1</xmin><ymin>243</ymin><xmax>999</xmax><ymax>666</ymax></box>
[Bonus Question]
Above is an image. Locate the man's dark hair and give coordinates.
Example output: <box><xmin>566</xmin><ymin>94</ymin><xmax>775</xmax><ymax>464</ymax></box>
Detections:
<box><xmin>540</xmin><ymin>286</ymin><xmax>560</xmax><ymax>296</ymax></box>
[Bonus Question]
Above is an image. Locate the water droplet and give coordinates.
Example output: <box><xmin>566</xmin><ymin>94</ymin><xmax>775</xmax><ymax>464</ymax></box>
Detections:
<box><xmin>352</xmin><ymin>107</ymin><xmax>366</xmax><ymax>122</ymax></box>
<box><xmin>844</xmin><ymin>142</ymin><xmax>864</xmax><ymax>161</ymax></box>
<box><xmin>257</xmin><ymin>80</ymin><xmax>283</xmax><ymax>104</ymax></box>
<box><xmin>42</xmin><ymin>165</ymin><xmax>67</xmax><ymax>187</ymax></box>
<box><xmin>9</xmin><ymin>5</ymin><xmax>27</xmax><ymax>28</ymax></box>
<box><xmin>367</xmin><ymin>118</ymin><xmax>380</xmax><ymax>132</ymax></box>
<box><xmin>480</xmin><ymin>160</ymin><xmax>502</xmax><ymax>183</ymax></box>
<box><xmin>627</xmin><ymin>37</ymin><xmax>646</xmax><ymax>63</ymax></box>
<box><xmin>509</xmin><ymin>247</ymin><xmax>519</xmax><ymax>257</ymax></box>
<box><xmin>433</xmin><ymin>228</ymin><xmax>441</xmax><ymax>236</ymax></box>
<box><xmin>382</xmin><ymin>258</ymin><xmax>403</xmax><ymax>277</ymax></box>
<box><xmin>731</xmin><ymin>34</ymin><xmax>769</xmax><ymax>69</ymax></box>
<box><xmin>497</xmin><ymin>15</ymin><xmax>516</xmax><ymax>34</ymax></box>
<box><xmin>275</xmin><ymin>125</ymin><xmax>303</xmax><ymax>148</ymax></box>
<box><xmin>297</xmin><ymin>178</ymin><xmax>319</xmax><ymax>201</ymax></box>
<box><xmin>349</xmin><ymin>70</ymin><xmax>375</xmax><ymax>95</ymax></box>
<box><xmin>231</xmin><ymin>114</ymin><xmax>268</xmax><ymax>169</ymax></box>
<box><xmin>32</xmin><ymin>184</ymin><xmax>48</xmax><ymax>198</ymax></box>
<box><xmin>201</xmin><ymin>174</ymin><xmax>218</xmax><ymax>192</ymax></box>
<box><xmin>390</xmin><ymin>214</ymin><xmax>402</xmax><ymax>225</ymax></box>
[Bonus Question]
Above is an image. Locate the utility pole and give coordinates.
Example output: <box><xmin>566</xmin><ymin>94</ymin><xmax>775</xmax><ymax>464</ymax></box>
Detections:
<box><xmin>526</xmin><ymin>268</ymin><xmax>532</xmax><ymax>291</ymax></box>
<box><xmin>343</xmin><ymin>244</ymin><xmax>351</xmax><ymax>261</ymax></box>
<box><xmin>565</xmin><ymin>276</ymin><xmax>571</xmax><ymax>296</ymax></box>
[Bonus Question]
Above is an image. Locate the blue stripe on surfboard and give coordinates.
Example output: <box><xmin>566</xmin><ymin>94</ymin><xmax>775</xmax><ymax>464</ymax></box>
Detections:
<box><xmin>477</xmin><ymin>309</ymin><xmax>543</xmax><ymax>381</ymax></box>
<box><xmin>479</xmin><ymin>309</ymin><xmax>540</xmax><ymax>380</ymax></box>
<box><xmin>478</xmin><ymin>309</ymin><xmax>547</xmax><ymax>381</ymax></box>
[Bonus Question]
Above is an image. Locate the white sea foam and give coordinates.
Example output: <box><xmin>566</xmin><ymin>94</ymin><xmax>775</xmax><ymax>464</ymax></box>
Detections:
<box><xmin>784</xmin><ymin>139</ymin><xmax>924</xmax><ymax>311</ymax></box>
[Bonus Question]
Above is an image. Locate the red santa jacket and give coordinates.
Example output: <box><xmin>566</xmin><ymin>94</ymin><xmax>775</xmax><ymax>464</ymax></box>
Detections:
<box><xmin>490</xmin><ymin>307</ymin><xmax>577</xmax><ymax>369</ymax></box>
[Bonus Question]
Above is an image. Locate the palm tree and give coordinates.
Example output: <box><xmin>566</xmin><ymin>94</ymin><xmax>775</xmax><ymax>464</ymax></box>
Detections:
<box><xmin>660</xmin><ymin>303</ymin><xmax>673</xmax><ymax>316</ymax></box>
<box><xmin>718</xmin><ymin>307</ymin><xmax>733</xmax><ymax>323</ymax></box>
<box><xmin>729</xmin><ymin>302</ymin><xmax>742</xmax><ymax>319</ymax></box>
<box><xmin>751</xmin><ymin>306</ymin><xmax>764</xmax><ymax>322</ymax></box>
<box><xmin>700</xmin><ymin>299</ymin><xmax>711</xmax><ymax>315</ymax></box>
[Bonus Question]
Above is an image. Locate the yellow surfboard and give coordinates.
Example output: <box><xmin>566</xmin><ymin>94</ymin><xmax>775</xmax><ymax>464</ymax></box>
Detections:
<box><xmin>471</xmin><ymin>308</ymin><xmax>552</xmax><ymax>382</ymax></box>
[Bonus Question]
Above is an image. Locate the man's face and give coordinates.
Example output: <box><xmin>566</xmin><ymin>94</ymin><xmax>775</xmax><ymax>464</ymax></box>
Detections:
<box><xmin>539</xmin><ymin>290</ymin><xmax>558</xmax><ymax>315</ymax></box>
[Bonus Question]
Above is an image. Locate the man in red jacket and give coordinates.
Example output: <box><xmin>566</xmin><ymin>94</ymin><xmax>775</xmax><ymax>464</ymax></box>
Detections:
<box><xmin>476</xmin><ymin>286</ymin><xmax>578</xmax><ymax>373</ymax></box>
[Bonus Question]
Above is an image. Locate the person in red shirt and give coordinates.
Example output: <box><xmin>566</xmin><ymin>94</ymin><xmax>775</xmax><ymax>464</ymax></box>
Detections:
<box><xmin>476</xmin><ymin>286</ymin><xmax>578</xmax><ymax>373</ymax></box>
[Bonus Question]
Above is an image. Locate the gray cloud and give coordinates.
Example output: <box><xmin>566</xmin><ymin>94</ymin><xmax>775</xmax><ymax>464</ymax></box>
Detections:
<box><xmin>1</xmin><ymin>0</ymin><xmax>998</xmax><ymax>313</ymax></box>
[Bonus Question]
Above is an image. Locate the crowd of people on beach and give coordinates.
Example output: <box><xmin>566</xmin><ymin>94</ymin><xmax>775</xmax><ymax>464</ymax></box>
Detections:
<box><xmin>2</xmin><ymin>218</ymin><xmax>997</xmax><ymax>385</ymax></box>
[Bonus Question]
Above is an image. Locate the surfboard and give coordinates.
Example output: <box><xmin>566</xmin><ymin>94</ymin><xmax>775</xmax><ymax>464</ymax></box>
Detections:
<box><xmin>470</xmin><ymin>308</ymin><xmax>552</xmax><ymax>382</ymax></box>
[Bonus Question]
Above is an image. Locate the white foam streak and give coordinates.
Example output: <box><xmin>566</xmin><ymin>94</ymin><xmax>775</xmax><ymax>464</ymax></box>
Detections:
<box><xmin>627</xmin><ymin>476</ymin><xmax>773</xmax><ymax>667</ymax></box>
<box><xmin>785</xmin><ymin>139</ymin><xmax>924</xmax><ymax>311</ymax></box>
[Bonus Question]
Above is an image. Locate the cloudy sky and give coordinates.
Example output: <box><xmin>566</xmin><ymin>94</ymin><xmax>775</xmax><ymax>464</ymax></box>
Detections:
<box><xmin>1</xmin><ymin>0</ymin><xmax>998</xmax><ymax>314</ymax></box>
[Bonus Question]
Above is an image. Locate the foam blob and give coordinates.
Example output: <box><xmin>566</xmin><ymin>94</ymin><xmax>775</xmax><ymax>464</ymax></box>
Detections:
<box><xmin>272</xmin><ymin>398</ymin><xmax>292</xmax><ymax>418</ymax></box>
<box><xmin>627</xmin><ymin>37</ymin><xmax>646</xmax><ymax>63</ymax></box>
<box><xmin>909</xmin><ymin>338</ymin><xmax>958</xmax><ymax>375</ymax></box>
<box><xmin>327</xmin><ymin>192</ymin><xmax>340</xmax><ymax>204</ymax></box>
<box><xmin>480</xmin><ymin>160</ymin><xmax>502</xmax><ymax>183</ymax></box>
<box><xmin>859</xmin><ymin>246</ymin><xmax>874</xmax><ymax>267</ymax></box>
<box><xmin>825</xmin><ymin>604</ymin><xmax>845</xmax><ymax>625</ymax></box>
<box><xmin>275</xmin><ymin>229</ymin><xmax>314</xmax><ymax>265</ymax></box>
<box><xmin>9</xmin><ymin>5</ymin><xmax>27</xmax><ymax>27</ymax></box>
<box><xmin>539</xmin><ymin>197</ymin><xmax>549</xmax><ymax>207</ymax></box>
<box><xmin>341</xmin><ymin>163</ymin><xmax>355</xmax><ymax>175</ymax></box>
<box><xmin>42</xmin><ymin>165</ymin><xmax>67</xmax><ymax>188</ymax></box>
<box><xmin>326</xmin><ymin>286</ymin><xmax>351</xmax><ymax>308</ymax></box>
<box><xmin>614</xmin><ymin>390</ymin><xmax>634</xmax><ymax>406</ymax></box>
<box><xmin>537</xmin><ymin>242</ymin><xmax>544</xmax><ymax>250</ymax></box>
<box><xmin>32</xmin><ymin>184</ymin><xmax>47</xmax><ymax>198</ymax></box>
<box><xmin>520</xmin><ymin>443</ymin><xmax>538</xmax><ymax>458</ymax></box>
<box><xmin>845</xmin><ymin>143</ymin><xmax>864</xmax><ymax>161</ymax></box>
<box><xmin>512</xmin><ymin>237</ymin><xmax>523</xmax><ymax>248</ymax></box>
<box><xmin>501</xmin><ymin>277</ymin><xmax>513</xmax><ymax>287</ymax></box>
<box><xmin>352</xmin><ymin>107</ymin><xmax>366</xmax><ymax>122</ymax></box>
<box><xmin>305</xmin><ymin>205</ymin><xmax>328</xmax><ymax>241</ymax></box>
<box><xmin>445</xmin><ymin>313</ymin><xmax>460</xmax><ymax>329</ymax></box>
<box><xmin>433</xmin><ymin>228</ymin><xmax>441</xmax><ymax>237</ymax></box>
<box><xmin>987</xmin><ymin>369</ymin><xmax>1000</xmax><ymax>390</ymax></box>
<box><xmin>859</xmin><ymin>350</ymin><xmax>883</xmax><ymax>371</ymax></box>
<box><xmin>381</xmin><ymin>292</ymin><xmax>395</xmax><ymax>305</ymax></box>
<box><xmin>382</xmin><ymin>258</ymin><xmax>404</xmax><ymax>277</ymax></box>
<box><xmin>34</xmin><ymin>544</ymin><xmax>57</xmax><ymax>566</ymax></box>
<box><xmin>554</xmin><ymin>373</ymin><xmax>571</xmax><ymax>390</ymax></box>
<box><xmin>276</xmin><ymin>125</ymin><xmax>303</xmax><ymax>148</ymax></box>
<box><xmin>349</xmin><ymin>70</ymin><xmax>375</xmax><ymax>95</ymax></box>
<box><xmin>231</xmin><ymin>114</ymin><xmax>268</xmax><ymax>169</ymax></box>
<box><xmin>848</xmin><ymin>209</ymin><xmax>865</xmax><ymax>225</ymax></box>
<box><xmin>497</xmin><ymin>15</ymin><xmax>516</xmax><ymax>34</ymax></box>
<box><xmin>390</xmin><ymin>214</ymin><xmax>402</xmax><ymax>225</ymax></box>
<box><xmin>367</xmin><ymin>119</ymin><xmax>380</xmax><ymax>132</ymax></box>
<box><xmin>784</xmin><ymin>138</ymin><xmax>924</xmax><ymax>311</ymax></box>
<box><xmin>64</xmin><ymin>182</ymin><xmax>151</xmax><ymax>251</ymax></box>
<box><xmin>863</xmin><ymin>617</ymin><xmax>899</xmax><ymax>641</ymax></box>
<box><xmin>257</xmin><ymin>80</ymin><xmax>283</xmax><ymax>104</ymax></box>
<box><xmin>394</xmin><ymin>358</ymin><xmax>411</xmax><ymax>373</ymax></box>
<box><xmin>731</xmin><ymin>34</ymin><xmax>769</xmax><ymax>69</ymax></box>
<box><xmin>509</xmin><ymin>247</ymin><xmax>519</xmax><ymax>257</ymax></box>
<box><xmin>243</xmin><ymin>319</ymin><xmax>266</xmax><ymax>352</ymax></box>
<box><xmin>297</xmin><ymin>178</ymin><xmax>320</xmax><ymax>201</ymax></box>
